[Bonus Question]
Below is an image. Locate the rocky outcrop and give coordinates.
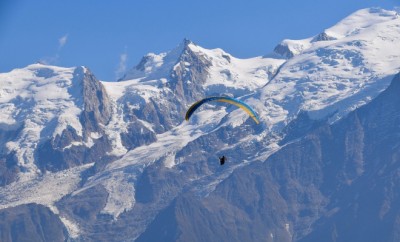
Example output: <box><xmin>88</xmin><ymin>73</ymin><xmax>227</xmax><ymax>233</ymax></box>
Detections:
<box><xmin>311</xmin><ymin>32</ymin><xmax>337</xmax><ymax>42</ymax></box>
<box><xmin>0</xmin><ymin>152</ymin><xmax>19</xmax><ymax>186</ymax></box>
<box><xmin>0</xmin><ymin>204</ymin><xmax>67</xmax><ymax>242</ymax></box>
<box><xmin>120</xmin><ymin>122</ymin><xmax>157</xmax><ymax>150</ymax></box>
<box><xmin>169</xmin><ymin>39</ymin><xmax>212</xmax><ymax>103</ymax></box>
<box><xmin>273</xmin><ymin>43</ymin><xmax>295</xmax><ymax>59</ymax></box>
<box><xmin>0</xmin><ymin>125</ymin><xmax>23</xmax><ymax>186</ymax></box>
<box><xmin>57</xmin><ymin>185</ymin><xmax>109</xmax><ymax>224</ymax></box>
<box><xmin>36</xmin><ymin>67</ymin><xmax>114</xmax><ymax>172</ymax></box>
<box><xmin>79</xmin><ymin>67</ymin><xmax>112</xmax><ymax>132</ymax></box>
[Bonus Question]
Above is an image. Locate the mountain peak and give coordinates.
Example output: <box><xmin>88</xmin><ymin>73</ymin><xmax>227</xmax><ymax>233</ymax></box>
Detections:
<box><xmin>180</xmin><ymin>38</ymin><xmax>194</xmax><ymax>49</ymax></box>
<box><xmin>311</xmin><ymin>31</ymin><xmax>337</xmax><ymax>42</ymax></box>
<box><xmin>120</xmin><ymin>39</ymin><xmax>202</xmax><ymax>81</ymax></box>
<box><xmin>169</xmin><ymin>38</ymin><xmax>197</xmax><ymax>60</ymax></box>
<box><xmin>272</xmin><ymin>39</ymin><xmax>312</xmax><ymax>59</ymax></box>
<box><xmin>323</xmin><ymin>7</ymin><xmax>399</xmax><ymax>40</ymax></box>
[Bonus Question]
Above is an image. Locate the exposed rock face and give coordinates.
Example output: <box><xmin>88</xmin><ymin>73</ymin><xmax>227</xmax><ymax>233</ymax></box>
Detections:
<box><xmin>0</xmin><ymin>152</ymin><xmax>19</xmax><ymax>186</ymax></box>
<box><xmin>169</xmin><ymin>39</ymin><xmax>212</xmax><ymax>103</ymax></box>
<box><xmin>79</xmin><ymin>67</ymin><xmax>112</xmax><ymax>132</ymax></box>
<box><xmin>0</xmin><ymin>204</ymin><xmax>67</xmax><ymax>242</ymax></box>
<box><xmin>36</xmin><ymin>67</ymin><xmax>114</xmax><ymax>172</ymax></box>
<box><xmin>135</xmin><ymin>55</ymin><xmax>153</xmax><ymax>72</ymax></box>
<box><xmin>311</xmin><ymin>32</ymin><xmax>337</xmax><ymax>42</ymax></box>
<box><xmin>57</xmin><ymin>185</ymin><xmax>109</xmax><ymax>234</ymax></box>
<box><xmin>120</xmin><ymin>121</ymin><xmax>157</xmax><ymax>150</ymax></box>
<box><xmin>273</xmin><ymin>43</ymin><xmax>295</xmax><ymax>59</ymax></box>
<box><xmin>0</xmin><ymin>125</ymin><xmax>23</xmax><ymax>186</ymax></box>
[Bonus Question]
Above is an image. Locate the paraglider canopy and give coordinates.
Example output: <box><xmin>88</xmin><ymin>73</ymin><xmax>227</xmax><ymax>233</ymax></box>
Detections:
<box><xmin>185</xmin><ymin>96</ymin><xmax>260</xmax><ymax>124</ymax></box>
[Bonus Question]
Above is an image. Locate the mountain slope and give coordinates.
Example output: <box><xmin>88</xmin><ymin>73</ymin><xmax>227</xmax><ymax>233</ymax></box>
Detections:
<box><xmin>136</xmin><ymin>73</ymin><xmax>400</xmax><ymax>242</ymax></box>
<box><xmin>0</xmin><ymin>204</ymin><xmax>68</xmax><ymax>242</ymax></box>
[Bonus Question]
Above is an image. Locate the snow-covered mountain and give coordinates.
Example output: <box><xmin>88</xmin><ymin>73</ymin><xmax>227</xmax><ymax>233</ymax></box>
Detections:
<box><xmin>0</xmin><ymin>65</ymin><xmax>108</xmax><ymax>181</ymax></box>
<box><xmin>1</xmin><ymin>7</ymin><xmax>400</xmax><ymax>242</ymax></box>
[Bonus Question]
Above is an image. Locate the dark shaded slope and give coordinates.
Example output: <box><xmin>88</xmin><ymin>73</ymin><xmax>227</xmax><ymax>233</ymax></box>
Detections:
<box><xmin>0</xmin><ymin>204</ymin><xmax>67</xmax><ymax>242</ymax></box>
<box><xmin>136</xmin><ymin>73</ymin><xmax>400</xmax><ymax>242</ymax></box>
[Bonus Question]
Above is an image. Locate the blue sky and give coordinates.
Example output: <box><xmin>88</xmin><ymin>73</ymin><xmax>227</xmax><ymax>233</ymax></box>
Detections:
<box><xmin>1</xmin><ymin>0</ymin><xmax>399</xmax><ymax>81</ymax></box>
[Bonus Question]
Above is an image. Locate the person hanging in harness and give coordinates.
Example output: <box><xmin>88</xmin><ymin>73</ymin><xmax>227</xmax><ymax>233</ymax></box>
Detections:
<box><xmin>219</xmin><ymin>155</ymin><xmax>227</xmax><ymax>165</ymax></box>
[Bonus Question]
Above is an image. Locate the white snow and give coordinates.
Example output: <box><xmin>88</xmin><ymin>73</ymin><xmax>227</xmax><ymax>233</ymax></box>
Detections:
<box><xmin>60</xmin><ymin>216</ymin><xmax>80</xmax><ymax>238</ymax></box>
<box><xmin>259</xmin><ymin>7</ymin><xmax>400</xmax><ymax>129</ymax></box>
<box><xmin>188</xmin><ymin>42</ymin><xmax>285</xmax><ymax>94</ymax></box>
<box><xmin>0</xmin><ymin>163</ymin><xmax>93</xmax><ymax>211</ymax></box>
<box><xmin>0</xmin><ymin>64</ymin><xmax>84</xmax><ymax>176</ymax></box>
<box><xmin>278</xmin><ymin>38</ymin><xmax>313</xmax><ymax>56</ymax></box>
<box><xmin>103</xmin><ymin>101</ymin><xmax>128</xmax><ymax>157</ymax></box>
<box><xmin>326</xmin><ymin>8</ymin><xmax>398</xmax><ymax>39</ymax></box>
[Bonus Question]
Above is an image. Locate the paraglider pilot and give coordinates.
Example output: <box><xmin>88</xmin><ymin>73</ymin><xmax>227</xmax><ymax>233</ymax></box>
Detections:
<box><xmin>219</xmin><ymin>156</ymin><xmax>226</xmax><ymax>165</ymax></box>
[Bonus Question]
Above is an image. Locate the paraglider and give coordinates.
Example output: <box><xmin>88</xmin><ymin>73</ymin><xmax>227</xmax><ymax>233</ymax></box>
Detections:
<box><xmin>185</xmin><ymin>96</ymin><xmax>260</xmax><ymax>124</ymax></box>
<box><xmin>185</xmin><ymin>96</ymin><xmax>260</xmax><ymax>165</ymax></box>
<box><xmin>219</xmin><ymin>155</ymin><xmax>226</xmax><ymax>165</ymax></box>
